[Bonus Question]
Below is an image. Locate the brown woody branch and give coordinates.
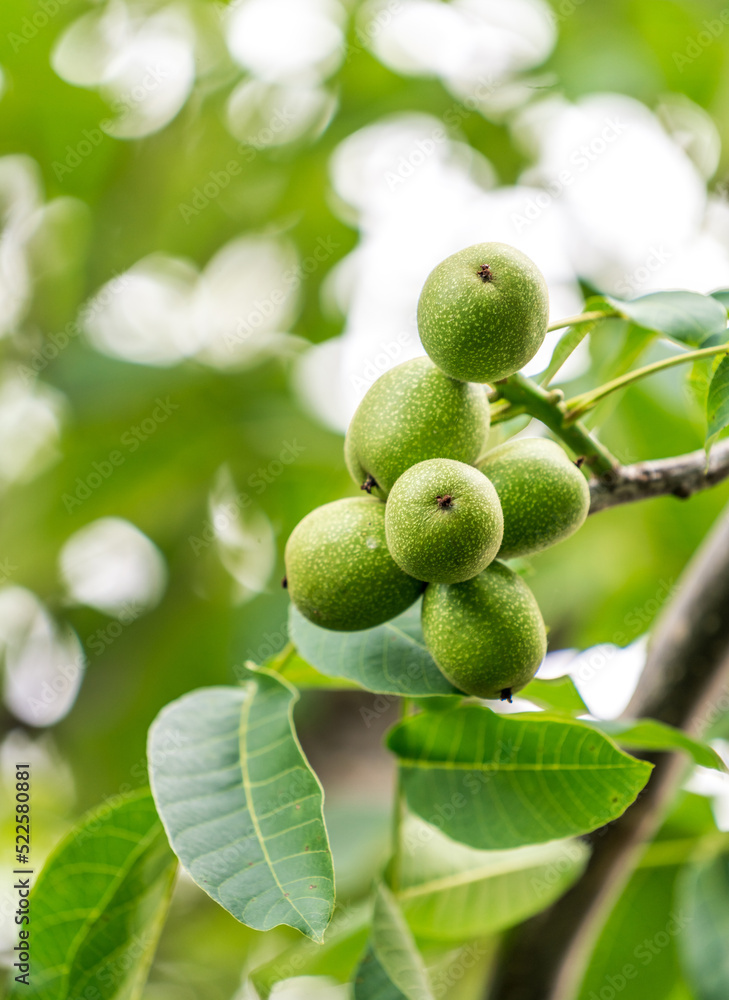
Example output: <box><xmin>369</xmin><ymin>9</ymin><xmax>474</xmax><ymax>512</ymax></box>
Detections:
<box><xmin>487</xmin><ymin>500</ymin><xmax>729</xmax><ymax>1000</ymax></box>
<box><xmin>589</xmin><ymin>439</ymin><xmax>729</xmax><ymax>514</ymax></box>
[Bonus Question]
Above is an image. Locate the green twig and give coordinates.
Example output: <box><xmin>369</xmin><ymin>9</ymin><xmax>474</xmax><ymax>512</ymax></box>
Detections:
<box><xmin>489</xmin><ymin>400</ymin><xmax>526</xmax><ymax>424</ymax></box>
<box><xmin>547</xmin><ymin>309</ymin><xmax>617</xmax><ymax>333</ymax></box>
<box><xmin>565</xmin><ymin>344</ymin><xmax>729</xmax><ymax>421</ymax></box>
<box><xmin>497</xmin><ymin>373</ymin><xmax>619</xmax><ymax>477</ymax></box>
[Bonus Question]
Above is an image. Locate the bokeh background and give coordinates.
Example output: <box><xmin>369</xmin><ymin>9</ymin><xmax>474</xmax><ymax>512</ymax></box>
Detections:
<box><xmin>2</xmin><ymin>0</ymin><xmax>729</xmax><ymax>996</ymax></box>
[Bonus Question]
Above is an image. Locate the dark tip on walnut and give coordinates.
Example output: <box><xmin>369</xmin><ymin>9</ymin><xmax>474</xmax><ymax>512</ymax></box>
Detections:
<box><xmin>575</xmin><ymin>456</ymin><xmax>586</xmax><ymax>468</ymax></box>
<box><xmin>477</xmin><ymin>263</ymin><xmax>493</xmax><ymax>282</ymax></box>
<box><xmin>281</xmin><ymin>576</ymin><xmax>288</xmax><ymax>589</ymax></box>
<box><xmin>361</xmin><ymin>474</ymin><xmax>378</xmax><ymax>494</ymax></box>
<box><xmin>500</xmin><ymin>688</ymin><xmax>513</xmax><ymax>703</ymax></box>
<box><xmin>436</xmin><ymin>494</ymin><xmax>454</xmax><ymax>509</ymax></box>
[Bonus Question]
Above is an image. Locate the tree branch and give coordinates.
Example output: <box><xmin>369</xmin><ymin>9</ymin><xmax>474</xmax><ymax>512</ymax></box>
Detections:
<box><xmin>589</xmin><ymin>439</ymin><xmax>729</xmax><ymax>514</ymax></box>
<box><xmin>486</xmin><ymin>500</ymin><xmax>729</xmax><ymax>1000</ymax></box>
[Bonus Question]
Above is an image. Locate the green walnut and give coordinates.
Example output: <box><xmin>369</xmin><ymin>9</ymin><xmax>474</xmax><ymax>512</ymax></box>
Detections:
<box><xmin>422</xmin><ymin>561</ymin><xmax>547</xmax><ymax>699</ymax></box>
<box><xmin>477</xmin><ymin>437</ymin><xmax>590</xmax><ymax>559</ymax></box>
<box><xmin>417</xmin><ymin>242</ymin><xmax>549</xmax><ymax>384</ymax></box>
<box><xmin>344</xmin><ymin>356</ymin><xmax>490</xmax><ymax>499</ymax></box>
<box><xmin>385</xmin><ymin>459</ymin><xmax>503</xmax><ymax>584</ymax></box>
<box><xmin>285</xmin><ymin>497</ymin><xmax>423</xmax><ymax>631</ymax></box>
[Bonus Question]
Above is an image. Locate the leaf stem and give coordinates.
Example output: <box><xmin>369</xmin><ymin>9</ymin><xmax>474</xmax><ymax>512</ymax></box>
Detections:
<box><xmin>547</xmin><ymin>309</ymin><xmax>617</xmax><ymax>333</ymax></box>
<box><xmin>565</xmin><ymin>344</ymin><xmax>729</xmax><ymax>420</ymax></box>
<box><xmin>389</xmin><ymin>697</ymin><xmax>411</xmax><ymax>893</ymax></box>
<box><xmin>266</xmin><ymin>642</ymin><xmax>296</xmax><ymax>673</ymax></box>
<box><xmin>496</xmin><ymin>373</ymin><xmax>619</xmax><ymax>477</ymax></box>
<box><xmin>489</xmin><ymin>400</ymin><xmax>526</xmax><ymax>424</ymax></box>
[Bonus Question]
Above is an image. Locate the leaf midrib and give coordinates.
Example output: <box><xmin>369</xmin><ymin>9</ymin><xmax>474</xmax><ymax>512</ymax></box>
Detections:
<box><xmin>397</xmin><ymin>847</ymin><xmax>583</xmax><ymax>900</ymax></box>
<box><xmin>237</xmin><ymin>682</ymin><xmax>319</xmax><ymax>939</ymax></box>
<box><xmin>397</xmin><ymin>759</ymin><xmax>647</xmax><ymax>771</ymax></box>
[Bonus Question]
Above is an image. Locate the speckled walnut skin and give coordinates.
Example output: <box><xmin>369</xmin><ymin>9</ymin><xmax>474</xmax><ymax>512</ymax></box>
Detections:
<box><xmin>385</xmin><ymin>458</ymin><xmax>503</xmax><ymax>584</ymax></box>
<box><xmin>344</xmin><ymin>356</ymin><xmax>490</xmax><ymax>500</ymax></box>
<box><xmin>478</xmin><ymin>437</ymin><xmax>590</xmax><ymax>559</ymax></box>
<box><xmin>285</xmin><ymin>497</ymin><xmax>424</xmax><ymax>632</ymax></box>
<box><xmin>422</xmin><ymin>561</ymin><xmax>547</xmax><ymax>699</ymax></box>
<box><xmin>417</xmin><ymin>242</ymin><xmax>549</xmax><ymax>384</ymax></box>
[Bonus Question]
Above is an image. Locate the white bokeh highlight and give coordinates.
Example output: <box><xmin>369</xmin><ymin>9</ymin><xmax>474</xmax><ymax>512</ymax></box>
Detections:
<box><xmin>536</xmin><ymin>637</ymin><xmax>647</xmax><ymax>720</ymax></box>
<box><xmin>52</xmin><ymin>1</ymin><xmax>196</xmax><ymax>139</ymax></box>
<box><xmin>367</xmin><ymin>0</ymin><xmax>556</xmax><ymax>99</ymax></box>
<box><xmin>83</xmin><ymin>236</ymin><xmax>303</xmax><ymax>370</ymax></box>
<box><xmin>0</xmin><ymin>587</ymin><xmax>85</xmax><ymax>727</ymax></box>
<box><xmin>226</xmin><ymin>79</ymin><xmax>337</xmax><ymax>150</ymax></box>
<box><xmin>0</xmin><ymin>156</ymin><xmax>85</xmax><ymax>341</ymax></box>
<box><xmin>208</xmin><ymin>467</ymin><xmax>276</xmax><ymax>603</ymax></box>
<box><xmin>226</xmin><ymin>0</ymin><xmax>345</xmax><ymax>84</ymax></box>
<box><xmin>685</xmin><ymin>740</ymin><xmax>729</xmax><ymax>832</ymax></box>
<box><xmin>0</xmin><ymin>377</ymin><xmax>65</xmax><ymax>486</ymax></box>
<box><xmin>59</xmin><ymin>517</ymin><xmax>167</xmax><ymax>616</ymax></box>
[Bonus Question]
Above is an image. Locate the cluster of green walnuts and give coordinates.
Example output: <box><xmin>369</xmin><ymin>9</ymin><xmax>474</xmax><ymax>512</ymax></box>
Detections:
<box><xmin>285</xmin><ymin>243</ymin><xmax>591</xmax><ymax>700</ymax></box>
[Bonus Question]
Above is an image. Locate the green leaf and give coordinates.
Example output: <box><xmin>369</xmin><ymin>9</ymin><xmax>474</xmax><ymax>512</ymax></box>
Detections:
<box><xmin>354</xmin><ymin>884</ymin><xmax>434</xmax><ymax>1000</ymax></box>
<box><xmin>539</xmin><ymin>295</ymin><xmax>614</xmax><ymax>386</ymax></box>
<box><xmin>11</xmin><ymin>789</ymin><xmax>176</xmax><ymax>1000</ymax></box>
<box><xmin>578</xmin><ymin>864</ymin><xmax>692</xmax><ymax>1000</ymax></box>
<box><xmin>148</xmin><ymin>668</ymin><xmax>335</xmax><ymax>942</ymax></box>
<box><xmin>539</xmin><ymin>320</ymin><xmax>599</xmax><ymax>386</ymax></box>
<box><xmin>397</xmin><ymin>817</ymin><xmax>587</xmax><ymax>940</ymax></box>
<box><xmin>706</xmin><ymin>355</ymin><xmax>729</xmax><ymax>448</ymax></box>
<box><xmin>265</xmin><ymin>644</ymin><xmax>360</xmax><ymax>690</ymax></box>
<box><xmin>711</xmin><ymin>289</ymin><xmax>729</xmax><ymax>312</ymax></box>
<box><xmin>387</xmin><ymin>706</ymin><xmax>652</xmax><ymax>850</ymax></box>
<box><xmin>289</xmin><ymin>604</ymin><xmax>458</xmax><ymax>697</ymax></box>
<box><xmin>251</xmin><ymin>904</ymin><xmax>371</xmax><ymax>999</ymax></box>
<box><xmin>520</xmin><ymin>676</ymin><xmax>588</xmax><ymax>716</ymax></box>
<box><xmin>608</xmin><ymin>291</ymin><xmax>727</xmax><ymax>347</ymax></box>
<box><xmin>589</xmin><ymin>719</ymin><xmax>727</xmax><ymax>773</ymax></box>
<box><xmin>678</xmin><ymin>853</ymin><xmax>729</xmax><ymax>1000</ymax></box>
